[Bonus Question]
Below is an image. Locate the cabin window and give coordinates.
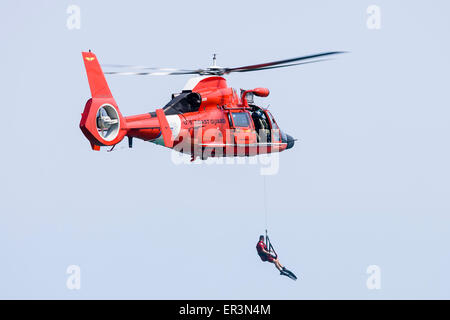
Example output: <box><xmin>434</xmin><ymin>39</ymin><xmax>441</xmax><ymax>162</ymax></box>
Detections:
<box><xmin>265</xmin><ymin>111</ymin><xmax>280</xmax><ymax>142</ymax></box>
<box><xmin>231</xmin><ymin>112</ymin><xmax>250</xmax><ymax>127</ymax></box>
<box><xmin>266</xmin><ymin>111</ymin><xmax>279</xmax><ymax>130</ymax></box>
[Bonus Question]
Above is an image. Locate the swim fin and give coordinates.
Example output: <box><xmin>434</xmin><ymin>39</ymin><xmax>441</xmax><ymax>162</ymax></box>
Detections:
<box><xmin>280</xmin><ymin>268</ymin><xmax>297</xmax><ymax>281</ymax></box>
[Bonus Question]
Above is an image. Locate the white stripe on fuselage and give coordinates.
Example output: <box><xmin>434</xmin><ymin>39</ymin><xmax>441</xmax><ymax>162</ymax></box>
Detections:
<box><xmin>150</xmin><ymin>115</ymin><xmax>181</xmax><ymax>147</ymax></box>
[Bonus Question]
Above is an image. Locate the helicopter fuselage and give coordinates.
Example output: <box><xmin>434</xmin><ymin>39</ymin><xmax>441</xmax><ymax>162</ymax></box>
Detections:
<box><xmin>79</xmin><ymin>52</ymin><xmax>295</xmax><ymax>158</ymax></box>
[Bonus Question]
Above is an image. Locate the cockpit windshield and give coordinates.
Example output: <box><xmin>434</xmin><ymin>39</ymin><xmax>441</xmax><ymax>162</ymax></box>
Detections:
<box><xmin>266</xmin><ymin>111</ymin><xmax>279</xmax><ymax>130</ymax></box>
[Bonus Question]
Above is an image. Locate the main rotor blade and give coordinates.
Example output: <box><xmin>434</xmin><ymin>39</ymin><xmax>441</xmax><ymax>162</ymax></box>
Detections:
<box><xmin>224</xmin><ymin>51</ymin><xmax>345</xmax><ymax>74</ymax></box>
<box><xmin>104</xmin><ymin>70</ymin><xmax>201</xmax><ymax>76</ymax></box>
<box><xmin>232</xmin><ymin>58</ymin><xmax>333</xmax><ymax>73</ymax></box>
<box><xmin>102</xmin><ymin>51</ymin><xmax>346</xmax><ymax>77</ymax></box>
<box><xmin>102</xmin><ymin>64</ymin><xmax>196</xmax><ymax>72</ymax></box>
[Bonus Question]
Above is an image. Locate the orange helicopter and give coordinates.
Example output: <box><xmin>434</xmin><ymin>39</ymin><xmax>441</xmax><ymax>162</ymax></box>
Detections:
<box><xmin>80</xmin><ymin>51</ymin><xmax>343</xmax><ymax>160</ymax></box>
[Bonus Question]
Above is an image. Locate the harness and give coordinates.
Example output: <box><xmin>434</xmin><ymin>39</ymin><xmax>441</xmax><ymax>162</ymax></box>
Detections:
<box><xmin>265</xmin><ymin>229</ymin><xmax>278</xmax><ymax>259</ymax></box>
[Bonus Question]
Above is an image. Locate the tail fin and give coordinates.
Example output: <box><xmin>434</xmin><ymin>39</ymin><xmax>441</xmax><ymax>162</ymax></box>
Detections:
<box><xmin>80</xmin><ymin>51</ymin><xmax>127</xmax><ymax>150</ymax></box>
<box><xmin>82</xmin><ymin>51</ymin><xmax>113</xmax><ymax>98</ymax></box>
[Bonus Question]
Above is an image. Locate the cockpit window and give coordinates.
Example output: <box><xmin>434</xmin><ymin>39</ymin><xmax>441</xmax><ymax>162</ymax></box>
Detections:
<box><xmin>231</xmin><ymin>112</ymin><xmax>250</xmax><ymax>127</ymax></box>
<box><xmin>266</xmin><ymin>111</ymin><xmax>279</xmax><ymax>130</ymax></box>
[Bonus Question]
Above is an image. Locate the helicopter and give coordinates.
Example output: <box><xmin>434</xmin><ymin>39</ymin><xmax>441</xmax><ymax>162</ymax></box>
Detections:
<box><xmin>80</xmin><ymin>50</ymin><xmax>343</xmax><ymax>160</ymax></box>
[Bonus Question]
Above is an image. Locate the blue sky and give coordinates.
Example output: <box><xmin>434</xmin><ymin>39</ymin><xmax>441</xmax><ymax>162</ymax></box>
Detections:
<box><xmin>0</xmin><ymin>0</ymin><xmax>449</xmax><ymax>299</ymax></box>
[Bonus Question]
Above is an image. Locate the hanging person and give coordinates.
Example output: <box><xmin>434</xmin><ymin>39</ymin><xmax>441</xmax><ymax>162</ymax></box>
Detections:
<box><xmin>256</xmin><ymin>235</ymin><xmax>287</xmax><ymax>275</ymax></box>
<box><xmin>259</xmin><ymin>178</ymin><xmax>297</xmax><ymax>280</ymax></box>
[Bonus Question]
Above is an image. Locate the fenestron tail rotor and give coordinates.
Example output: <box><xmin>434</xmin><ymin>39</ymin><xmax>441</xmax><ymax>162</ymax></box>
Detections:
<box><xmin>102</xmin><ymin>51</ymin><xmax>346</xmax><ymax>77</ymax></box>
<box><xmin>96</xmin><ymin>105</ymin><xmax>119</xmax><ymax>141</ymax></box>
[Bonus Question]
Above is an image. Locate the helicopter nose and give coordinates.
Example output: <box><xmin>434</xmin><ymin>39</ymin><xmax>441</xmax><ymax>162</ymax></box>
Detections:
<box><xmin>286</xmin><ymin>134</ymin><xmax>295</xmax><ymax>149</ymax></box>
<box><xmin>281</xmin><ymin>132</ymin><xmax>295</xmax><ymax>149</ymax></box>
